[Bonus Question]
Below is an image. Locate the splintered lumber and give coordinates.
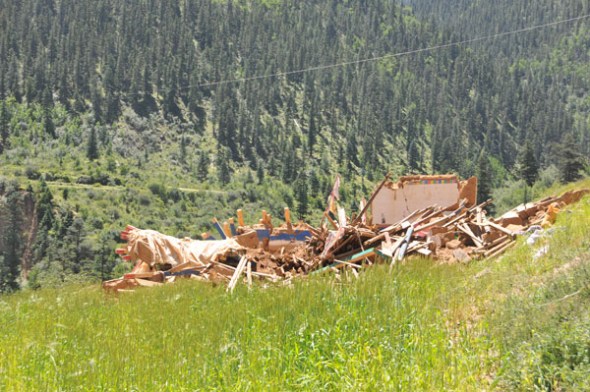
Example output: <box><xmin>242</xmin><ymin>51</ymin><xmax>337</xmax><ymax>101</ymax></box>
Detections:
<box><xmin>482</xmin><ymin>220</ymin><xmax>516</xmax><ymax>238</ymax></box>
<box><xmin>379</xmin><ymin>236</ymin><xmax>405</xmax><ymax>259</ymax></box>
<box><xmin>486</xmin><ymin>240</ymin><xmax>516</xmax><ymax>259</ymax></box>
<box><xmin>212</xmin><ymin>218</ymin><xmax>227</xmax><ymax>240</ymax></box>
<box><xmin>411</xmin><ymin>206</ymin><xmax>442</xmax><ymax>228</ymax></box>
<box><xmin>332</xmin><ymin>234</ymin><xmax>359</xmax><ymax>255</ymax></box>
<box><xmin>227</xmin><ymin>255</ymin><xmax>249</xmax><ymax>292</ymax></box>
<box><xmin>457</xmin><ymin>223</ymin><xmax>484</xmax><ymax>248</ymax></box>
<box><xmin>325</xmin><ymin>212</ymin><xmax>339</xmax><ymax>230</ymax></box>
<box><xmin>135</xmin><ymin>278</ymin><xmax>163</xmax><ymax>287</ymax></box>
<box><xmin>332</xmin><ymin>259</ymin><xmax>363</xmax><ymax>269</ymax></box>
<box><xmin>397</xmin><ymin>226</ymin><xmax>414</xmax><ymax>261</ymax></box>
<box><xmin>345</xmin><ymin>248</ymin><xmax>376</xmax><ymax>264</ymax></box>
<box><xmin>247</xmin><ymin>261</ymin><xmax>253</xmax><ymax>288</ymax></box>
<box><xmin>105</xmin><ymin>186</ymin><xmax>590</xmax><ymax>293</ymax></box>
<box><xmin>315</xmin><ymin>248</ymin><xmax>376</xmax><ymax>273</ymax></box>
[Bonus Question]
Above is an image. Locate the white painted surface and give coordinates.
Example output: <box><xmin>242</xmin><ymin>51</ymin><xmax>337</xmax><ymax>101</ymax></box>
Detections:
<box><xmin>372</xmin><ymin>182</ymin><xmax>460</xmax><ymax>224</ymax></box>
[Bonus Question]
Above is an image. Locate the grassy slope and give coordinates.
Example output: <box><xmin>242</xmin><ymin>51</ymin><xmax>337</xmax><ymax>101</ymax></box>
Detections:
<box><xmin>1</xmin><ymin>179</ymin><xmax>589</xmax><ymax>391</ymax></box>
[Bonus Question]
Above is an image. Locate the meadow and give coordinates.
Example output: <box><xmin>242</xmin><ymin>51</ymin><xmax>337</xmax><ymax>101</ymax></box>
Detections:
<box><xmin>1</xmin><ymin>182</ymin><xmax>590</xmax><ymax>391</ymax></box>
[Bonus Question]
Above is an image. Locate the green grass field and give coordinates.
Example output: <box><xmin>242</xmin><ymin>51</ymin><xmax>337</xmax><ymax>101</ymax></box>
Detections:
<box><xmin>2</xmin><ymin>181</ymin><xmax>590</xmax><ymax>391</ymax></box>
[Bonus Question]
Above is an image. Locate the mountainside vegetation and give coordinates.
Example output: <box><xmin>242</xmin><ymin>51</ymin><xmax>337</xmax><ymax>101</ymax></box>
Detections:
<box><xmin>0</xmin><ymin>0</ymin><xmax>589</xmax><ymax>289</ymax></box>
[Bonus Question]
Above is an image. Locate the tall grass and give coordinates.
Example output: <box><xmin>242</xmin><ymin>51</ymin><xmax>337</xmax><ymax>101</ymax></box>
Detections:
<box><xmin>1</xmin><ymin>180</ymin><xmax>589</xmax><ymax>391</ymax></box>
<box><xmin>1</xmin><ymin>262</ymin><xmax>496</xmax><ymax>390</ymax></box>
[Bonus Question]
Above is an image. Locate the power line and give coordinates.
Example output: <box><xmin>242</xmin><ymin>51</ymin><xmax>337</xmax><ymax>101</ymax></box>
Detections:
<box><xmin>191</xmin><ymin>13</ymin><xmax>590</xmax><ymax>89</ymax></box>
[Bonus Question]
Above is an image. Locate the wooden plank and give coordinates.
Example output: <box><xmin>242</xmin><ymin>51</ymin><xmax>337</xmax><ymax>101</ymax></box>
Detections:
<box><xmin>484</xmin><ymin>234</ymin><xmax>512</xmax><ymax>250</ymax></box>
<box><xmin>457</xmin><ymin>223</ymin><xmax>484</xmax><ymax>248</ymax></box>
<box><xmin>135</xmin><ymin>278</ymin><xmax>163</xmax><ymax>287</ymax></box>
<box><xmin>415</xmin><ymin>215</ymin><xmax>452</xmax><ymax>232</ymax></box>
<box><xmin>346</xmin><ymin>248</ymin><xmax>376</xmax><ymax>264</ymax></box>
<box><xmin>332</xmin><ymin>259</ymin><xmax>363</xmax><ymax>269</ymax></box>
<box><xmin>482</xmin><ymin>220</ymin><xmax>516</xmax><ymax>238</ymax></box>
<box><xmin>441</xmin><ymin>211</ymin><xmax>468</xmax><ymax>228</ymax></box>
<box><xmin>410</xmin><ymin>206</ymin><xmax>443</xmax><ymax>227</ymax></box>
<box><xmin>486</xmin><ymin>240</ymin><xmax>516</xmax><ymax>259</ymax></box>
<box><xmin>316</xmin><ymin>248</ymin><xmax>376</xmax><ymax>273</ymax></box>
<box><xmin>380</xmin><ymin>236</ymin><xmax>405</xmax><ymax>258</ymax></box>
<box><xmin>332</xmin><ymin>234</ymin><xmax>359</xmax><ymax>255</ymax></box>
<box><xmin>247</xmin><ymin>261</ymin><xmax>252</xmax><ymax>288</ymax></box>
<box><xmin>227</xmin><ymin>255</ymin><xmax>248</xmax><ymax>292</ymax></box>
<box><xmin>397</xmin><ymin>226</ymin><xmax>414</xmax><ymax>261</ymax></box>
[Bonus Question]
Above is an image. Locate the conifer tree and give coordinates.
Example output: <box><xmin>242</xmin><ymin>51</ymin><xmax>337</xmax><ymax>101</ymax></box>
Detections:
<box><xmin>476</xmin><ymin>150</ymin><xmax>494</xmax><ymax>213</ymax></box>
<box><xmin>0</xmin><ymin>100</ymin><xmax>9</xmax><ymax>154</ymax></box>
<box><xmin>216</xmin><ymin>148</ymin><xmax>231</xmax><ymax>185</ymax></box>
<box><xmin>197</xmin><ymin>151</ymin><xmax>210</xmax><ymax>182</ymax></box>
<box><xmin>0</xmin><ymin>192</ymin><xmax>21</xmax><ymax>292</ymax></box>
<box><xmin>295</xmin><ymin>177</ymin><xmax>309</xmax><ymax>220</ymax></box>
<box><xmin>43</xmin><ymin>109</ymin><xmax>56</xmax><ymax>139</ymax></box>
<box><xmin>87</xmin><ymin>127</ymin><xmax>99</xmax><ymax>161</ymax></box>
<box><xmin>517</xmin><ymin>142</ymin><xmax>539</xmax><ymax>203</ymax></box>
<box><xmin>556</xmin><ymin>133</ymin><xmax>586</xmax><ymax>183</ymax></box>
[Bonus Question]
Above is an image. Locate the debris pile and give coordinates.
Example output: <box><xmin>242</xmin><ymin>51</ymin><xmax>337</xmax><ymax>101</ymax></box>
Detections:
<box><xmin>103</xmin><ymin>175</ymin><xmax>589</xmax><ymax>293</ymax></box>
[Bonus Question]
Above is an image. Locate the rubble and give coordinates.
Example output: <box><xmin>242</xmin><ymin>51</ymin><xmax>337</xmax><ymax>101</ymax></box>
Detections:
<box><xmin>103</xmin><ymin>175</ymin><xmax>590</xmax><ymax>293</ymax></box>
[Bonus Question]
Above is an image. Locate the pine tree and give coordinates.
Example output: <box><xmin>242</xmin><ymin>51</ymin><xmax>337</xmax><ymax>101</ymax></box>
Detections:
<box><xmin>0</xmin><ymin>192</ymin><xmax>21</xmax><ymax>292</ymax></box>
<box><xmin>87</xmin><ymin>127</ymin><xmax>99</xmax><ymax>161</ymax></box>
<box><xmin>197</xmin><ymin>151</ymin><xmax>210</xmax><ymax>182</ymax></box>
<box><xmin>216</xmin><ymin>148</ymin><xmax>231</xmax><ymax>185</ymax></box>
<box><xmin>295</xmin><ymin>177</ymin><xmax>309</xmax><ymax>220</ymax></box>
<box><xmin>557</xmin><ymin>133</ymin><xmax>586</xmax><ymax>183</ymax></box>
<box><xmin>517</xmin><ymin>142</ymin><xmax>539</xmax><ymax>203</ymax></box>
<box><xmin>179</xmin><ymin>134</ymin><xmax>188</xmax><ymax>164</ymax></box>
<box><xmin>0</xmin><ymin>100</ymin><xmax>9</xmax><ymax>154</ymax></box>
<box><xmin>43</xmin><ymin>109</ymin><xmax>56</xmax><ymax>139</ymax></box>
<box><xmin>256</xmin><ymin>164</ymin><xmax>265</xmax><ymax>185</ymax></box>
<box><xmin>37</xmin><ymin>179</ymin><xmax>54</xmax><ymax>225</ymax></box>
<box><xmin>476</xmin><ymin>150</ymin><xmax>494</xmax><ymax>213</ymax></box>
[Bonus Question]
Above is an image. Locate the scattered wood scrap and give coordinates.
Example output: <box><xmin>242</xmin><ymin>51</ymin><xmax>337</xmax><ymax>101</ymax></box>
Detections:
<box><xmin>103</xmin><ymin>178</ymin><xmax>590</xmax><ymax>293</ymax></box>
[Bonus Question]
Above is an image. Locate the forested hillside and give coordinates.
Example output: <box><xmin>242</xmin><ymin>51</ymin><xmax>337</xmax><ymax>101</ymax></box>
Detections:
<box><xmin>0</xmin><ymin>0</ymin><xmax>589</xmax><ymax>290</ymax></box>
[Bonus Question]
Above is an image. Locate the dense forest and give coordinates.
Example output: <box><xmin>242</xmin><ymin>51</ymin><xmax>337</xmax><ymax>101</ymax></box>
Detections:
<box><xmin>0</xmin><ymin>0</ymin><xmax>589</xmax><ymax>291</ymax></box>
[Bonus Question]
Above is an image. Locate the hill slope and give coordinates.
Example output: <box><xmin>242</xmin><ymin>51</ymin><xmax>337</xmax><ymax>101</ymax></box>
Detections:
<box><xmin>1</xmin><ymin>180</ymin><xmax>589</xmax><ymax>390</ymax></box>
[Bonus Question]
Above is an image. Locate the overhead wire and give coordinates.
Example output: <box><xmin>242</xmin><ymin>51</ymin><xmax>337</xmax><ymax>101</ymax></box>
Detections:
<box><xmin>186</xmin><ymin>13</ymin><xmax>590</xmax><ymax>89</ymax></box>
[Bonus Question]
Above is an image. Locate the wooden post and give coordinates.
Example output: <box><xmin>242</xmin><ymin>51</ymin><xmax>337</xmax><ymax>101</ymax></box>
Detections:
<box><xmin>223</xmin><ymin>221</ymin><xmax>232</xmax><ymax>238</ymax></box>
<box><xmin>212</xmin><ymin>218</ymin><xmax>227</xmax><ymax>240</ymax></box>
<box><xmin>237</xmin><ymin>209</ymin><xmax>245</xmax><ymax>227</ymax></box>
<box><xmin>229</xmin><ymin>218</ymin><xmax>237</xmax><ymax>236</ymax></box>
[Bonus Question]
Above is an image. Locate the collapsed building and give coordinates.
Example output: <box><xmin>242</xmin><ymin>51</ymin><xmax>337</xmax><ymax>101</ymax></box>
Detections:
<box><xmin>103</xmin><ymin>174</ymin><xmax>589</xmax><ymax>293</ymax></box>
<box><xmin>370</xmin><ymin>175</ymin><xmax>478</xmax><ymax>225</ymax></box>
